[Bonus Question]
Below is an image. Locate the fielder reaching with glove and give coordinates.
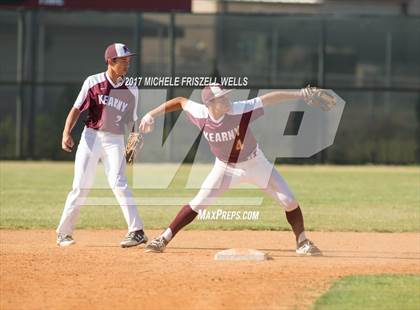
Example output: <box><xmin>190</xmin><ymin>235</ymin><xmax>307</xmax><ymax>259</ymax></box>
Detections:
<box><xmin>140</xmin><ymin>84</ymin><xmax>336</xmax><ymax>255</ymax></box>
<box><xmin>56</xmin><ymin>43</ymin><xmax>147</xmax><ymax>247</ymax></box>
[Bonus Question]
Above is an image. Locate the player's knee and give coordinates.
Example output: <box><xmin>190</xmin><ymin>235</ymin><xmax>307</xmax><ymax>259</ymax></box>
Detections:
<box><xmin>189</xmin><ymin>198</ymin><xmax>211</xmax><ymax>212</ymax></box>
<box><xmin>189</xmin><ymin>190</ymin><xmax>218</xmax><ymax>212</ymax></box>
<box><xmin>274</xmin><ymin>193</ymin><xmax>298</xmax><ymax>211</ymax></box>
<box><xmin>283</xmin><ymin>199</ymin><xmax>299</xmax><ymax>212</ymax></box>
<box><xmin>108</xmin><ymin>174</ymin><xmax>128</xmax><ymax>189</ymax></box>
<box><xmin>69</xmin><ymin>187</ymin><xmax>89</xmax><ymax>197</ymax></box>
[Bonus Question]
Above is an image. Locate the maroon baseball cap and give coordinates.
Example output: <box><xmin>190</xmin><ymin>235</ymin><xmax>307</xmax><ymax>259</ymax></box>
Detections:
<box><xmin>104</xmin><ymin>43</ymin><xmax>136</xmax><ymax>63</ymax></box>
<box><xmin>201</xmin><ymin>83</ymin><xmax>233</xmax><ymax>105</ymax></box>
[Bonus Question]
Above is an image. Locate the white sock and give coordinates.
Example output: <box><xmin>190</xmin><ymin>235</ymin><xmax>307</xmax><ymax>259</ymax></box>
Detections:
<box><xmin>162</xmin><ymin>228</ymin><xmax>173</xmax><ymax>241</ymax></box>
<box><xmin>298</xmin><ymin>231</ymin><xmax>307</xmax><ymax>244</ymax></box>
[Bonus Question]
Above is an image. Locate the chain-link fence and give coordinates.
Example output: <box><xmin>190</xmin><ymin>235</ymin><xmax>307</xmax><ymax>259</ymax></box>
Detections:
<box><xmin>1</xmin><ymin>10</ymin><xmax>419</xmax><ymax>163</ymax></box>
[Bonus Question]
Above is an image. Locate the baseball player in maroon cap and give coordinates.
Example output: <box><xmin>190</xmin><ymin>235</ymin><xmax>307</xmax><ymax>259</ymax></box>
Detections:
<box><xmin>139</xmin><ymin>84</ymin><xmax>325</xmax><ymax>255</ymax></box>
<box><xmin>56</xmin><ymin>43</ymin><xmax>148</xmax><ymax>247</ymax></box>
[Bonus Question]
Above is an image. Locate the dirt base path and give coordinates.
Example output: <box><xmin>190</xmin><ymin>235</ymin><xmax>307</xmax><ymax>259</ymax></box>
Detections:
<box><xmin>1</xmin><ymin>230</ymin><xmax>419</xmax><ymax>310</ymax></box>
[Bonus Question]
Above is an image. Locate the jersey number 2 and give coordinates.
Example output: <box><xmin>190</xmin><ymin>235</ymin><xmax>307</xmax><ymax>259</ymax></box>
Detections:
<box><xmin>115</xmin><ymin>115</ymin><xmax>122</xmax><ymax>126</ymax></box>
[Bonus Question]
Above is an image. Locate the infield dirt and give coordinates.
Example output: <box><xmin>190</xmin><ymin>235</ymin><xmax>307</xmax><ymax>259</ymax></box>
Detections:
<box><xmin>1</xmin><ymin>230</ymin><xmax>419</xmax><ymax>310</ymax></box>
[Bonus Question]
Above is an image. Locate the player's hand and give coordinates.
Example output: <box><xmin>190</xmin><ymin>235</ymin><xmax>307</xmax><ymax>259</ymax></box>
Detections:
<box><xmin>62</xmin><ymin>132</ymin><xmax>74</xmax><ymax>152</ymax></box>
<box><xmin>139</xmin><ymin>113</ymin><xmax>155</xmax><ymax>133</ymax></box>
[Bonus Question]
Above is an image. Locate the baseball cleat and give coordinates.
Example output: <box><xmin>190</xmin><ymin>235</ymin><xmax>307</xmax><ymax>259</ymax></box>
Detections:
<box><xmin>120</xmin><ymin>229</ymin><xmax>148</xmax><ymax>248</ymax></box>
<box><xmin>296</xmin><ymin>239</ymin><xmax>322</xmax><ymax>256</ymax></box>
<box><xmin>145</xmin><ymin>236</ymin><xmax>168</xmax><ymax>253</ymax></box>
<box><xmin>57</xmin><ymin>234</ymin><xmax>76</xmax><ymax>247</ymax></box>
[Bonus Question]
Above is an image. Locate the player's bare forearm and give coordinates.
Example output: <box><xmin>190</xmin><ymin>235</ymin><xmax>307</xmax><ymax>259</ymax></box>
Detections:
<box><xmin>260</xmin><ymin>90</ymin><xmax>302</xmax><ymax>107</ymax></box>
<box><xmin>61</xmin><ymin>107</ymin><xmax>80</xmax><ymax>152</ymax></box>
<box><xmin>148</xmin><ymin>97</ymin><xmax>188</xmax><ymax>118</ymax></box>
<box><xmin>140</xmin><ymin>97</ymin><xmax>188</xmax><ymax>133</ymax></box>
<box><xmin>63</xmin><ymin>107</ymin><xmax>81</xmax><ymax>134</ymax></box>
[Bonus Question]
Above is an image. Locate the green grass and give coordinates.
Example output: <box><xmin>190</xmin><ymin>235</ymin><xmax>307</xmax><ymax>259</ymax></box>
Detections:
<box><xmin>0</xmin><ymin>161</ymin><xmax>419</xmax><ymax>231</ymax></box>
<box><xmin>313</xmin><ymin>275</ymin><xmax>420</xmax><ymax>310</ymax></box>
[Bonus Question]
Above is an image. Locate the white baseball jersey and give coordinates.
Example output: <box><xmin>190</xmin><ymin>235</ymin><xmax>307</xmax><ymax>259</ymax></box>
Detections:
<box><xmin>183</xmin><ymin>97</ymin><xmax>264</xmax><ymax>163</ymax></box>
<box><xmin>74</xmin><ymin>72</ymin><xmax>138</xmax><ymax>134</ymax></box>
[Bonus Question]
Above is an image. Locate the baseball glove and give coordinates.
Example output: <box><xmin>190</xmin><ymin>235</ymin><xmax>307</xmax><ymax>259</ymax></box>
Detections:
<box><xmin>301</xmin><ymin>85</ymin><xmax>337</xmax><ymax>111</ymax></box>
<box><xmin>125</xmin><ymin>132</ymin><xmax>144</xmax><ymax>165</ymax></box>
